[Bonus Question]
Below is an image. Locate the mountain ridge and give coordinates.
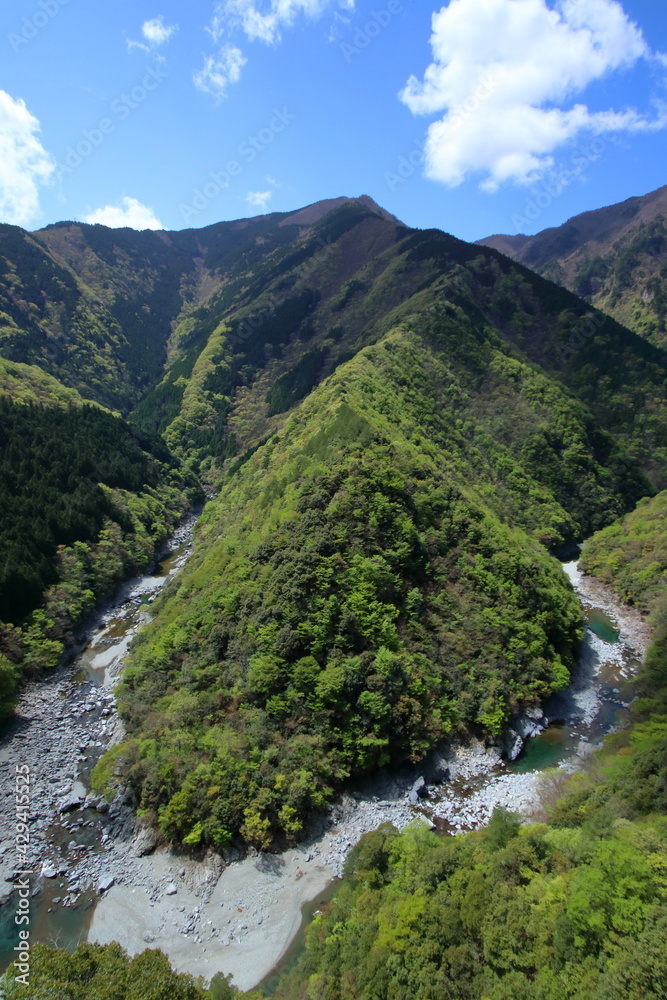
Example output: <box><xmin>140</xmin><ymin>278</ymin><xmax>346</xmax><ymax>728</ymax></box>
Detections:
<box><xmin>477</xmin><ymin>184</ymin><xmax>667</xmax><ymax>346</ymax></box>
<box><xmin>2</xmin><ymin>192</ymin><xmax>667</xmax><ymax>836</ymax></box>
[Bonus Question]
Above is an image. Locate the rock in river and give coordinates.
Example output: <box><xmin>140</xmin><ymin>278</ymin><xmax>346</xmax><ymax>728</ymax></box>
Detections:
<box><xmin>98</xmin><ymin>874</ymin><xmax>115</xmax><ymax>894</ymax></box>
<box><xmin>59</xmin><ymin>792</ymin><xmax>84</xmax><ymax>814</ymax></box>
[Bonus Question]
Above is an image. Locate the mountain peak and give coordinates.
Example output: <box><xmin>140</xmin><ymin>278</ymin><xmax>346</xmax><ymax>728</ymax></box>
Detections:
<box><xmin>279</xmin><ymin>195</ymin><xmax>401</xmax><ymax>228</ymax></box>
<box><xmin>476</xmin><ymin>183</ymin><xmax>667</xmax><ymax>348</ymax></box>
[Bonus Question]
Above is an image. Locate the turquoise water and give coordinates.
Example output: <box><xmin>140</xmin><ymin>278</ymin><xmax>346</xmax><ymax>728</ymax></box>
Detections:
<box><xmin>509</xmin><ymin>726</ymin><xmax>571</xmax><ymax>773</ymax></box>
<box><xmin>586</xmin><ymin>608</ymin><xmax>621</xmax><ymax>644</ymax></box>
<box><xmin>0</xmin><ymin>884</ymin><xmax>96</xmax><ymax>974</ymax></box>
<box><xmin>509</xmin><ymin>602</ymin><xmax>625</xmax><ymax>774</ymax></box>
<box><xmin>257</xmin><ymin>879</ymin><xmax>341</xmax><ymax>996</ymax></box>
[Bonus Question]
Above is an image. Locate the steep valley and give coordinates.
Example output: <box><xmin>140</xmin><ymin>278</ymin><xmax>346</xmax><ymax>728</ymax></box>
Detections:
<box><xmin>0</xmin><ymin>195</ymin><xmax>666</xmax><ymax>999</ymax></box>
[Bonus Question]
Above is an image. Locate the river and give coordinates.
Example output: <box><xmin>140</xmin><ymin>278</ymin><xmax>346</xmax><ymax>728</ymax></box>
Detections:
<box><xmin>0</xmin><ymin>546</ymin><xmax>651</xmax><ymax>990</ymax></box>
<box><xmin>0</xmin><ymin>514</ymin><xmax>197</xmax><ymax>974</ymax></box>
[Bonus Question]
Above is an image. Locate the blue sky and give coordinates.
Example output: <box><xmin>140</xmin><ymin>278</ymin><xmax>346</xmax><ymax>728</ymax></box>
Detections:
<box><xmin>0</xmin><ymin>0</ymin><xmax>666</xmax><ymax>242</ymax></box>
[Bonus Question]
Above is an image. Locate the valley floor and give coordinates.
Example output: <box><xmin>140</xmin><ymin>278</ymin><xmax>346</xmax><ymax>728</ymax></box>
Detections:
<box><xmin>0</xmin><ymin>540</ymin><xmax>653</xmax><ymax>993</ymax></box>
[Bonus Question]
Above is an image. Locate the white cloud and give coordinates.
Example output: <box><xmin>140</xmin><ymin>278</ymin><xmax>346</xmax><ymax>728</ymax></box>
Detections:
<box><xmin>246</xmin><ymin>189</ymin><xmax>273</xmax><ymax>209</ymax></box>
<box><xmin>143</xmin><ymin>15</ymin><xmax>178</xmax><ymax>46</ymax></box>
<box><xmin>209</xmin><ymin>0</ymin><xmax>354</xmax><ymax>46</ymax></box>
<box><xmin>84</xmin><ymin>197</ymin><xmax>164</xmax><ymax>230</ymax></box>
<box><xmin>194</xmin><ymin>45</ymin><xmax>247</xmax><ymax>100</ymax></box>
<box><xmin>400</xmin><ymin>0</ymin><xmax>667</xmax><ymax>191</ymax></box>
<box><xmin>0</xmin><ymin>91</ymin><xmax>55</xmax><ymax>228</ymax></box>
<box><xmin>197</xmin><ymin>0</ymin><xmax>353</xmax><ymax>99</ymax></box>
<box><xmin>128</xmin><ymin>15</ymin><xmax>178</xmax><ymax>53</ymax></box>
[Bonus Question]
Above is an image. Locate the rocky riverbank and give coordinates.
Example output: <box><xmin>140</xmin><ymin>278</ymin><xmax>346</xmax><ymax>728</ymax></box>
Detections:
<box><xmin>563</xmin><ymin>560</ymin><xmax>652</xmax><ymax>659</ymax></box>
<box><xmin>1</xmin><ymin>548</ymin><xmax>653</xmax><ymax>992</ymax></box>
<box><xmin>0</xmin><ymin>514</ymin><xmax>197</xmax><ymax>910</ymax></box>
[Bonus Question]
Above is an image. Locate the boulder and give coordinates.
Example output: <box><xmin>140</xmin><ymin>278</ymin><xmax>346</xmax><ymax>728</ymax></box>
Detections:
<box><xmin>98</xmin><ymin>874</ymin><xmax>115</xmax><ymax>894</ymax></box>
<box><xmin>132</xmin><ymin>827</ymin><xmax>158</xmax><ymax>858</ymax></box>
<box><xmin>408</xmin><ymin>776</ymin><xmax>429</xmax><ymax>806</ymax></box>
<box><xmin>514</xmin><ymin>706</ymin><xmax>547</xmax><ymax>741</ymax></box>
<box><xmin>59</xmin><ymin>793</ymin><xmax>83</xmax><ymax>814</ymax></box>
<box><xmin>503</xmin><ymin>729</ymin><xmax>524</xmax><ymax>762</ymax></box>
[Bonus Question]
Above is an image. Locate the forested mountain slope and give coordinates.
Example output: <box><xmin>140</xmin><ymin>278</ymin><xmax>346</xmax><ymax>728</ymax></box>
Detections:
<box><xmin>1</xmin><ymin>197</ymin><xmax>665</xmax><ymax>488</ymax></box>
<box><xmin>10</xmin><ymin>508</ymin><xmax>667</xmax><ymax>1000</ymax></box>
<box><xmin>0</xmin><ymin>366</ymin><xmax>200</xmax><ymax>719</ymax></box>
<box><xmin>128</xmin><ymin>204</ymin><xmax>667</xmax><ymax>492</ymax></box>
<box><xmin>266</xmin><ymin>474</ymin><xmax>667</xmax><ymax>1000</ymax></box>
<box><xmin>581</xmin><ymin>490</ymin><xmax>667</xmax><ymax>618</ymax></box>
<box><xmin>1</xmin><ymin>194</ymin><xmax>667</xmax><ymax>997</ymax></box>
<box><xmin>93</xmin><ymin>321</ymin><xmax>595</xmax><ymax>846</ymax></box>
<box><xmin>1</xmin><ymin>195</ymin><xmax>666</xmax><ymax>836</ymax></box>
<box><xmin>478</xmin><ymin>185</ymin><xmax>667</xmax><ymax>347</ymax></box>
<box><xmin>95</xmin><ymin>275</ymin><xmax>667</xmax><ymax>847</ymax></box>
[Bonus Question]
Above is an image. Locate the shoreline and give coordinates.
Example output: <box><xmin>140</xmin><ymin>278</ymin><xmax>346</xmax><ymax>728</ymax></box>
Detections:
<box><xmin>563</xmin><ymin>559</ymin><xmax>653</xmax><ymax>660</ymax></box>
<box><xmin>78</xmin><ymin>555</ymin><xmax>661</xmax><ymax>991</ymax></box>
<box><xmin>0</xmin><ymin>546</ymin><xmax>654</xmax><ymax>992</ymax></box>
<box><xmin>0</xmin><ymin>513</ymin><xmax>198</xmax><ymax>965</ymax></box>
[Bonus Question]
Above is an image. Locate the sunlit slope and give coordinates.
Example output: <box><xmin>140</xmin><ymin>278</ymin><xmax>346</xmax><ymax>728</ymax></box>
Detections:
<box><xmin>98</xmin><ymin>324</ymin><xmax>593</xmax><ymax>847</ymax></box>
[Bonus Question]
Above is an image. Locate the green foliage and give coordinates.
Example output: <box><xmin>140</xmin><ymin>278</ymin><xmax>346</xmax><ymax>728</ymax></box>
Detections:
<box><xmin>580</xmin><ymin>491</ymin><xmax>667</xmax><ymax>617</ymax></box>
<box><xmin>1</xmin><ymin>942</ymin><xmax>212</xmax><ymax>999</ymax></box>
<box><xmin>268</xmin><ymin>493</ymin><xmax>667</xmax><ymax>999</ymax></box>
<box><xmin>271</xmin><ymin>735</ymin><xmax>667</xmax><ymax>1000</ymax></box>
<box><xmin>0</xmin><ymin>396</ymin><xmax>199</xmax><ymax>718</ymax></box>
<box><xmin>103</xmin><ymin>335</ymin><xmax>588</xmax><ymax>846</ymax></box>
<box><xmin>265</xmin><ymin>347</ymin><xmax>329</xmax><ymax>416</ymax></box>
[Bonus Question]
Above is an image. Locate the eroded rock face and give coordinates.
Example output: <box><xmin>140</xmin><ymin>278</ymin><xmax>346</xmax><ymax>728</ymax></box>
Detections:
<box><xmin>408</xmin><ymin>776</ymin><xmax>429</xmax><ymax>806</ymax></box>
<box><xmin>502</xmin><ymin>706</ymin><xmax>549</xmax><ymax>760</ymax></box>
<box><xmin>132</xmin><ymin>827</ymin><xmax>159</xmax><ymax>858</ymax></box>
<box><xmin>515</xmin><ymin>706</ymin><xmax>548</xmax><ymax>741</ymax></box>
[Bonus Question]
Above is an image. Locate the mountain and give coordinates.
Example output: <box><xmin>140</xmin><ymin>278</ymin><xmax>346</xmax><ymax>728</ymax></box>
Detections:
<box><xmin>0</xmin><ymin>198</ymin><xmax>398</xmax><ymax>414</ymax></box>
<box><xmin>269</xmin><ymin>482</ymin><xmax>667</xmax><ymax>1000</ymax></box>
<box><xmin>3</xmin><ymin>191</ymin><xmax>667</xmax><ymax>1000</ymax></box>
<box><xmin>580</xmin><ymin>489</ymin><xmax>667</xmax><ymax>618</ymax></box>
<box><xmin>478</xmin><ymin>185</ymin><xmax>667</xmax><ymax>347</ymax></box>
<box><xmin>0</xmin><ymin>386</ymin><xmax>200</xmax><ymax>718</ymax></box>
<box><xmin>50</xmin><ymin>197</ymin><xmax>661</xmax><ymax>848</ymax></box>
<box><xmin>2</xmin><ymin>194</ymin><xmax>667</xmax><ymax>843</ymax></box>
<box><xmin>1</xmin><ymin>196</ymin><xmax>665</xmax><ymax>488</ymax></box>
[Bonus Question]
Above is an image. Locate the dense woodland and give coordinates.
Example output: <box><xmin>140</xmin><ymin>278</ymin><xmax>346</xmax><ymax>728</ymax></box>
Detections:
<box><xmin>92</xmin><ymin>327</ymin><xmax>608</xmax><ymax>847</ymax></box>
<box><xmin>580</xmin><ymin>490</ymin><xmax>667</xmax><ymax>618</ymax></box>
<box><xmin>8</xmin><ymin>548</ymin><xmax>667</xmax><ymax>999</ymax></box>
<box><xmin>264</xmin><ymin>518</ymin><xmax>667</xmax><ymax>1000</ymax></box>
<box><xmin>84</xmin><ymin>201</ymin><xmax>667</xmax><ymax>848</ymax></box>
<box><xmin>0</xmin><ymin>396</ymin><xmax>199</xmax><ymax>718</ymax></box>
<box><xmin>1</xmin><ymin>196</ymin><xmax>666</xmax><ymax>998</ymax></box>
